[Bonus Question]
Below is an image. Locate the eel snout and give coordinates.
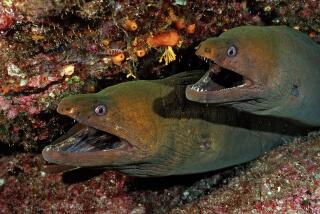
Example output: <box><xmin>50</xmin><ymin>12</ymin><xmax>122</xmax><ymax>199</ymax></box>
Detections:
<box><xmin>56</xmin><ymin>98</ymin><xmax>79</xmax><ymax>117</ymax></box>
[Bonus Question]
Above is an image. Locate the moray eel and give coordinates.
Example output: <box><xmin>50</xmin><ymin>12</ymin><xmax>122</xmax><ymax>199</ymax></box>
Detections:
<box><xmin>186</xmin><ymin>26</ymin><xmax>320</xmax><ymax>126</ymax></box>
<box><xmin>42</xmin><ymin>71</ymin><xmax>309</xmax><ymax>177</ymax></box>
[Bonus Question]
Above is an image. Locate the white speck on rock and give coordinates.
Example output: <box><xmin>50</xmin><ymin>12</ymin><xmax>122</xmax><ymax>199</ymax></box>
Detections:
<box><xmin>0</xmin><ymin>178</ymin><xmax>5</xmax><ymax>186</ymax></box>
<box><xmin>19</xmin><ymin>79</ymin><xmax>27</xmax><ymax>86</ymax></box>
<box><xmin>130</xmin><ymin>204</ymin><xmax>146</xmax><ymax>214</ymax></box>
<box><xmin>173</xmin><ymin>0</ymin><xmax>187</xmax><ymax>6</ymax></box>
<box><xmin>40</xmin><ymin>171</ymin><xmax>46</xmax><ymax>177</ymax></box>
<box><xmin>60</xmin><ymin>64</ymin><xmax>75</xmax><ymax>76</ymax></box>
<box><xmin>7</xmin><ymin>63</ymin><xmax>26</xmax><ymax>78</ymax></box>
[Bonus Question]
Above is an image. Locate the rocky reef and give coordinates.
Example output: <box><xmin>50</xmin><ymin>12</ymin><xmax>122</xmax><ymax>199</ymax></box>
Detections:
<box><xmin>1</xmin><ymin>133</ymin><xmax>320</xmax><ymax>213</ymax></box>
<box><xmin>1</xmin><ymin>0</ymin><xmax>320</xmax><ymax>213</ymax></box>
<box><xmin>0</xmin><ymin>0</ymin><xmax>319</xmax><ymax>151</ymax></box>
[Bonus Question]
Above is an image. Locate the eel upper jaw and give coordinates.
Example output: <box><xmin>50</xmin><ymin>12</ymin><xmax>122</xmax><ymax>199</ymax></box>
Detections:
<box><xmin>42</xmin><ymin>124</ymin><xmax>136</xmax><ymax>167</ymax></box>
<box><xmin>186</xmin><ymin>56</ymin><xmax>259</xmax><ymax>104</ymax></box>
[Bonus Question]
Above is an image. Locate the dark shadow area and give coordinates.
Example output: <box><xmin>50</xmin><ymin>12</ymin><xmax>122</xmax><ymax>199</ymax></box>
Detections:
<box><xmin>152</xmin><ymin>72</ymin><xmax>316</xmax><ymax>136</ymax></box>
<box><xmin>95</xmin><ymin>72</ymin><xmax>132</xmax><ymax>91</ymax></box>
<box><xmin>62</xmin><ymin>167</ymin><xmax>105</xmax><ymax>184</ymax></box>
<box><xmin>35</xmin><ymin>111</ymin><xmax>77</xmax><ymax>152</ymax></box>
<box><xmin>128</xmin><ymin>163</ymin><xmax>248</xmax><ymax>213</ymax></box>
<box><xmin>246</xmin><ymin>0</ymin><xmax>280</xmax><ymax>25</ymax></box>
<box><xmin>58</xmin><ymin>162</ymin><xmax>244</xmax><ymax>191</ymax></box>
<box><xmin>127</xmin><ymin>165</ymin><xmax>240</xmax><ymax>192</ymax></box>
<box><xmin>0</xmin><ymin>143</ymin><xmax>14</xmax><ymax>157</ymax></box>
<box><xmin>137</xmin><ymin>44</ymin><xmax>208</xmax><ymax>80</ymax></box>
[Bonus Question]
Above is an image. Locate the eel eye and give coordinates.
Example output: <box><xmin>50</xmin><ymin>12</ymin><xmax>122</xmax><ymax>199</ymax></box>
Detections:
<box><xmin>94</xmin><ymin>105</ymin><xmax>107</xmax><ymax>116</ymax></box>
<box><xmin>227</xmin><ymin>46</ymin><xmax>237</xmax><ymax>57</ymax></box>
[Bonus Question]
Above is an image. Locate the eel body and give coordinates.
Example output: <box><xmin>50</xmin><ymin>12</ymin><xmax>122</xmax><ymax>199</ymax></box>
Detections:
<box><xmin>42</xmin><ymin>71</ymin><xmax>308</xmax><ymax>177</ymax></box>
<box><xmin>186</xmin><ymin>26</ymin><xmax>320</xmax><ymax>127</ymax></box>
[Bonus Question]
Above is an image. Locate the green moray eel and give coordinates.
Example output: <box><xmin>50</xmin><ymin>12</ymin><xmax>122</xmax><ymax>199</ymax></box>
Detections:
<box><xmin>42</xmin><ymin>71</ymin><xmax>310</xmax><ymax>177</ymax></box>
<box><xmin>186</xmin><ymin>26</ymin><xmax>320</xmax><ymax>127</ymax></box>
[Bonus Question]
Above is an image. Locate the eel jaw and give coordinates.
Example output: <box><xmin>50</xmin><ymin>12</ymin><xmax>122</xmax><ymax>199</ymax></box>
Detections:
<box><xmin>42</xmin><ymin>125</ymin><xmax>135</xmax><ymax>167</ymax></box>
<box><xmin>186</xmin><ymin>58</ymin><xmax>256</xmax><ymax>104</ymax></box>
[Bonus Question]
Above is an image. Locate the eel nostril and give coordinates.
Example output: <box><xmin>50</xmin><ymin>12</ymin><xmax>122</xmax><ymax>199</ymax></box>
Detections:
<box><xmin>65</xmin><ymin>107</ymin><xmax>74</xmax><ymax>114</ymax></box>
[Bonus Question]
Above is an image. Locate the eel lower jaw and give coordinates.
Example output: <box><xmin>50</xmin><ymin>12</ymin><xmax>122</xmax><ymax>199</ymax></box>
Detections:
<box><xmin>186</xmin><ymin>60</ymin><xmax>255</xmax><ymax>103</ymax></box>
<box><xmin>42</xmin><ymin>125</ymin><xmax>134</xmax><ymax>166</ymax></box>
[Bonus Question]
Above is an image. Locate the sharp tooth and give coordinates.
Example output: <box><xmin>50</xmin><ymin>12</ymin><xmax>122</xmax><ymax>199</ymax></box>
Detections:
<box><xmin>202</xmin><ymin>77</ymin><xmax>209</xmax><ymax>83</ymax></box>
<box><xmin>192</xmin><ymin>85</ymin><xmax>199</xmax><ymax>91</ymax></box>
<box><xmin>200</xmin><ymin>88</ymin><xmax>204</xmax><ymax>92</ymax></box>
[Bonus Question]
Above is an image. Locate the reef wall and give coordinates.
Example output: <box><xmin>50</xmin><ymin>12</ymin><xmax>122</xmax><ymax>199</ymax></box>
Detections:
<box><xmin>1</xmin><ymin>0</ymin><xmax>320</xmax><ymax>213</ymax></box>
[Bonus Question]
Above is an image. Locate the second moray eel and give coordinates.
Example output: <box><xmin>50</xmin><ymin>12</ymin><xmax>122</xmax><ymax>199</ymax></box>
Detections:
<box><xmin>186</xmin><ymin>26</ymin><xmax>320</xmax><ymax>127</ymax></box>
<box><xmin>42</xmin><ymin>71</ymin><xmax>309</xmax><ymax>177</ymax></box>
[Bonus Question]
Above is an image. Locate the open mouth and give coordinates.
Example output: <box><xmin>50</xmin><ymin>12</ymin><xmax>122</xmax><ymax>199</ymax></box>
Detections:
<box><xmin>52</xmin><ymin>126</ymin><xmax>129</xmax><ymax>153</ymax></box>
<box><xmin>190</xmin><ymin>60</ymin><xmax>252</xmax><ymax>93</ymax></box>
<box><xmin>186</xmin><ymin>57</ymin><xmax>253</xmax><ymax>103</ymax></box>
<box><xmin>43</xmin><ymin>124</ymin><xmax>133</xmax><ymax>156</ymax></box>
<box><xmin>42</xmin><ymin>124</ymin><xmax>135</xmax><ymax>166</ymax></box>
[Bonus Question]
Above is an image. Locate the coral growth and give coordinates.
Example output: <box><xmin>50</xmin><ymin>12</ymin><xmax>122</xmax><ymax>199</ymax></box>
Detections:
<box><xmin>147</xmin><ymin>31</ymin><xmax>181</xmax><ymax>48</ymax></box>
<box><xmin>1</xmin><ymin>0</ymin><xmax>320</xmax><ymax>212</ymax></box>
<box><xmin>1</xmin><ymin>0</ymin><xmax>318</xmax><ymax>150</ymax></box>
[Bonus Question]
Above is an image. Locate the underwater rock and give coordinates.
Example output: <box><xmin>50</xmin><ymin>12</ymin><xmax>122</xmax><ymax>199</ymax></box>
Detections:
<box><xmin>1</xmin><ymin>132</ymin><xmax>320</xmax><ymax>213</ymax></box>
<box><xmin>171</xmin><ymin>133</ymin><xmax>320</xmax><ymax>213</ymax></box>
<box><xmin>0</xmin><ymin>0</ymin><xmax>262</xmax><ymax>150</ymax></box>
<box><xmin>1</xmin><ymin>0</ymin><xmax>320</xmax><ymax>211</ymax></box>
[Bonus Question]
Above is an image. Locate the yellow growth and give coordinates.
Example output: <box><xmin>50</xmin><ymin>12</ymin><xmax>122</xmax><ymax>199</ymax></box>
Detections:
<box><xmin>31</xmin><ymin>34</ymin><xmax>45</xmax><ymax>42</ymax></box>
<box><xmin>159</xmin><ymin>46</ymin><xmax>176</xmax><ymax>65</ymax></box>
<box><xmin>126</xmin><ymin>70</ymin><xmax>137</xmax><ymax>79</ymax></box>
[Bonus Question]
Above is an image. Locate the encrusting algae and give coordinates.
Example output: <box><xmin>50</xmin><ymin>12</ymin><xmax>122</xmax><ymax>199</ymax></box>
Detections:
<box><xmin>1</xmin><ymin>0</ymin><xmax>320</xmax><ymax>212</ymax></box>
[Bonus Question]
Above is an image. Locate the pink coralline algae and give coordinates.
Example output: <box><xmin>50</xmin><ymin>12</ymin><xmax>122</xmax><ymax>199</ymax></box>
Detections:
<box><xmin>1</xmin><ymin>94</ymin><xmax>48</xmax><ymax>120</ymax></box>
<box><xmin>0</xmin><ymin>154</ymin><xmax>132</xmax><ymax>213</ymax></box>
<box><xmin>0</xmin><ymin>96</ymin><xmax>11</xmax><ymax>111</ymax></box>
<box><xmin>0</xmin><ymin>0</ymin><xmax>261</xmax><ymax>149</ymax></box>
<box><xmin>0</xmin><ymin>1</ymin><xmax>17</xmax><ymax>31</ymax></box>
<box><xmin>171</xmin><ymin>133</ymin><xmax>320</xmax><ymax>213</ymax></box>
<box><xmin>1</xmin><ymin>0</ymin><xmax>320</xmax><ymax>213</ymax></box>
<box><xmin>1</xmin><ymin>133</ymin><xmax>320</xmax><ymax>213</ymax></box>
<box><xmin>0</xmin><ymin>13</ymin><xmax>14</xmax><ymax>30</ymax></box>
<box><xmin>0</xmin><ymin>0</ymin><xmax>319</xmax><ymax>150</ymax></box>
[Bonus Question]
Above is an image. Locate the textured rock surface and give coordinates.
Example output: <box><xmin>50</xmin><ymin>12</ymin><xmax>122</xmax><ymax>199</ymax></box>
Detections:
<box><xmin>2</xmin><ymin>0</ymin><xmax>319</xmax><ymax>150</ymax></box>
<box><xmin>171</xmin><ymin>133</ymin><xmax>320</xmax><ymax>213</ymax></box>
<box><xmin>1</xmin><ymin>0</ymin><xmax>320</xmax><ymax>213</ymax></box>
<box><xmin>1</xmin><ymin>133</ymin><xmax>320</xmax><ymax>213</ymax></box>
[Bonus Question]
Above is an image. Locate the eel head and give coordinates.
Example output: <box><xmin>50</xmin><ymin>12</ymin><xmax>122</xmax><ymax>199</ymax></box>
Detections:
<box><xmin>42</xmin><ymin>83</ymin><xmax>167</xmax><ymax>176</ymax></box>
<box><xmin>186</xmin><ymin>26</ymin><xmax>281</xmax><ymax>106</ymax></box>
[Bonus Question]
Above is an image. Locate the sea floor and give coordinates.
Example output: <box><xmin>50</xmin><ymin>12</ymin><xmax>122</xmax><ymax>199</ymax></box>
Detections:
<box><xmin>1</xmin><ymin>133</ymin><xmax>320</xmax><ymax>213</ymax></box>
